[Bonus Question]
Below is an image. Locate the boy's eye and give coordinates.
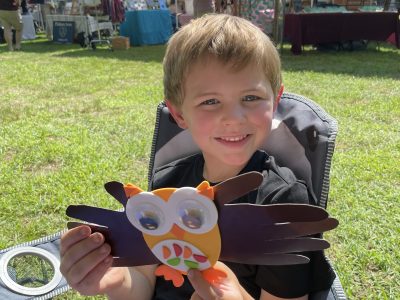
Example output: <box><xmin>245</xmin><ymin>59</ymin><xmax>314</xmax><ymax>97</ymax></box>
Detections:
<box><xmin>242</xmin><ymin>95</ymin><xmax>261</xmax><ymax>102</ymax></box>
<box><xmin>201</xmin><ymin>99</ymin><xmax>219</xmax><ymax>105</ymax></box>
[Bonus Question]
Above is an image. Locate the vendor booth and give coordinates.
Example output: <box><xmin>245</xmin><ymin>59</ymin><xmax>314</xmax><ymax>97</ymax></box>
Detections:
<box><xmin>120</xmin><ymin>9</ymin><xmax>172</xmax><ymax>46</ymax></box>
<box><xmin>279</xmin><ymin>0</ymin><xmax>400</xmax><ymax>54</ymax></box>
<box><xmin>38</xmin><ymin>0</ymin><xmax>124</xmax><ymax>47</ymax></box>
<box><xmin>119</xmin><ymin>0</ymin><xmax>174</xmax><ymax>45</ymax></box>
<box><xmin>284</xmin><ymin>11</ymin><xmax>400</xmax><ymax>54</ymax></box>
<box><xmin>46</xmin><ymin>14</ymin><xmax>113</xmax><ymax>40</ymax></box>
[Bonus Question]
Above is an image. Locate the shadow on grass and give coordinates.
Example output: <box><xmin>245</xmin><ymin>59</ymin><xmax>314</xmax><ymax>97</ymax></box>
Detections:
<box><xmin>56</xmin><ymin>45</ymin><xmax>166</xmax><ymax>63</ymax></box>
<box><xmin>280</xmin><ymin>43</ymin><xmax>400</xmax><ymax>80</ymax></box>
<box><xmin>2</xmin><ymin>36</ymin><xmax>165</xmax><ymax>63</ymax></box>
<box><xmin>3</xmin><ymin>38</ymin><xmax>399</xmax><ymax>78</ymax></box>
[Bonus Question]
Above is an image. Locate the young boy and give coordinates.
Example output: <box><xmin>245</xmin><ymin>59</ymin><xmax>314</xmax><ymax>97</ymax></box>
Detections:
<box><xmin>60</xmin><ymin>14</ymin><xmax>335</xmax><ymax>299</ymax></box>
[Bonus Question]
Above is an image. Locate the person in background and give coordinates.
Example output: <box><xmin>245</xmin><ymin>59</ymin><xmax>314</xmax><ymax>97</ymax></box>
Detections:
<box><xmin>0</xmin><ymin>0</ymin><xmax>23</xmax><ymax>51</ymax></box>
<box><xmin>215</xmin><ymin>0</ymin><xmax>237</xmax><ymax>15</ymax></box>
<box><xmin>168</xmin><ymin>0</ymin><xmax>188</xmax><ymax>30</ymax></box>
<box><xmin>21</xmin><ymin>0</ymin><xmax>28</xmax><ymax>14</ymax></box>
<box><xmin>167</xmin><ymin>0</ymin><xmax>178</xmax><ymax>31</ymax></box>
<box><xmin>192</xmin><ymin>0</ymin><xmax>214</xmax><ymax>17</ymax></box>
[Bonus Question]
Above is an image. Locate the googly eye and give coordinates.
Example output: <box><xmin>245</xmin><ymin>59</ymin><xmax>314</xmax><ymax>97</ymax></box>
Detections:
<box><xmin>136</xmin><ymin>208</ymin><xmax>160</xmax><ymax>230</ymax></box>
<box><xmin>179</xmin><ymin>206</ymin><xmax>204</xmax><ymax>229</ymax></box>
<box><xmin>125</xmin><ymin>192</ymin><xmax>171</xmax><ymax>236</ymax></box>
<box><xmin>169</xmin><ymin>187</ymin><xmax>218</xmax><ymax>234</ymax></box>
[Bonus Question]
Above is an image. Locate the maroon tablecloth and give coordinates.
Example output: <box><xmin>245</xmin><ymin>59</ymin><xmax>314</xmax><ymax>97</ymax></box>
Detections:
<box><xmin>284</xmin><ymin>12</ymin><xmax>400</xmax><ymax>54</ymax></box>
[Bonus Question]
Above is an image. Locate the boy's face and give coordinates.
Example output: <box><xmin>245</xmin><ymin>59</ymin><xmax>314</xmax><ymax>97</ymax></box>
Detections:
<box><xmin>167</xmin><ymin>56</ymin><xmax>277</xmax><ymax>181</ymax></box>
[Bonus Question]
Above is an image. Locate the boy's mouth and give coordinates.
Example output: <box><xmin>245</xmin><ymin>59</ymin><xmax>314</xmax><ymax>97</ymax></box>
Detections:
<box><xmin>217</xmin><ymin>135</ymin><xmax>249</xmax><ymax>142</ymax></box>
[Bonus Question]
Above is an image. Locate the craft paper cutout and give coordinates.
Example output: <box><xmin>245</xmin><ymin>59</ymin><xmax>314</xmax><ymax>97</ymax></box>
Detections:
<box><xmin>66</xmin><ymin>171</ymin><xmax>338</xmax><ymax>287</ymax></box>
<box><xmin>124</xmin><ymin>182</ymin><xmax>222</xmax><ymax>287</ymax></box>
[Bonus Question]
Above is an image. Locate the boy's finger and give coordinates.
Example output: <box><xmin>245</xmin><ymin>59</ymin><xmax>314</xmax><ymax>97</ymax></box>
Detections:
<box><xmin>188</xmin><ymin>269</ymin><xmax>222</xmax><ymax>299</ymax></box>
<box><xmin>65</xmin><ymin>243</ymin><xmax>111</xmax><ymax>286</ymax></box>
<box><xmin>70</xmin><ymin>254</ymin><xmax>113</xmax><ymax>293</ymax></box>
<box><xmin>60</xmin><ymin>225</ymin><xmax>91</xmax><ymax>256</ymax></box>
<box><xmin>60</xmin><ymin>231</ymin><xmax>106</xmax><ymax>276</ymax></box>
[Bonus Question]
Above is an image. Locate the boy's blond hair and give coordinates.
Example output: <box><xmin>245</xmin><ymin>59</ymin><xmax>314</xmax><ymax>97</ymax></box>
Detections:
<box><xmin>163</xmin><ymin>14</ymin><xmax>282</xmax><ymax>107</ymax></box>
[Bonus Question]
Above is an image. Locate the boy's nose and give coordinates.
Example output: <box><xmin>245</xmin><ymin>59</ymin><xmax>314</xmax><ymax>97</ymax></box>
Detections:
<box><xmin>221</xmin><ymin>105</ymin><xmax>246</xmax><ymax>125</ymax></box>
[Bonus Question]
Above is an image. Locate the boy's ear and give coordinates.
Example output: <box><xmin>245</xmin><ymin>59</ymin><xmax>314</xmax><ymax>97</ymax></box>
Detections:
<box><xmin>274</xmin><ymin>85</ymin><xmax>284</xmax><ymax>112</ymax></box>
<box><xmin>165</xmin><ymin>100</ymin><xmax>188</xmax><ymax>129</ymax></box>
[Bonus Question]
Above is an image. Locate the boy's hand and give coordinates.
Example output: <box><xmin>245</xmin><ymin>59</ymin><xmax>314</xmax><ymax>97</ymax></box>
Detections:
<box><xmin>60</xmin><ymin>225</ymin><xmax>127</xmax><ymax>296</ymax></box>
<box><xmin>188</xmin><ymin>262</ymin><xmax>253</xmax><ymax>300</ymax></box>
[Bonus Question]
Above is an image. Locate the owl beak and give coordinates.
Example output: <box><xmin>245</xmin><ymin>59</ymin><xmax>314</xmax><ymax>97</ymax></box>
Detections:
<box><xmin>171</xmin><ymin>224</ymin><xmax>185</xmax><ymax>239</ymax></box>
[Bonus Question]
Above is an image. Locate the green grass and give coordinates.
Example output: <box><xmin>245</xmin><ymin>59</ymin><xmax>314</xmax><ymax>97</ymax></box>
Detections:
<box><xmin>1</xmin><ymin>37</ymin><xmax>399</xmax><ymax>299</ymax></box>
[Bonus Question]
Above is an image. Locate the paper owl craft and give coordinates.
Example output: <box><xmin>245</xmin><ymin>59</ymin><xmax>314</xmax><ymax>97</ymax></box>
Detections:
<box><xmin>66</xmin><ymin>172</ymin><xmax>338</xmax><ymax>287</ymax></box>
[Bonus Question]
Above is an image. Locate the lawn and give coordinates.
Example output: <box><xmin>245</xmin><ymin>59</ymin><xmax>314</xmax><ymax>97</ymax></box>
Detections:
<box><xmin>0</xmin><ymin>37</ymin><xmax>399</xmax><ymax>299</ymax></box>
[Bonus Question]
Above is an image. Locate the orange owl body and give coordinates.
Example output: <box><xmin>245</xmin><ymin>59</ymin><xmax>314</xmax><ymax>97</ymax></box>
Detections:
<box><xmin>124</xmin><ymin>181</ymin><xmax>223</xmax><ymax>286</ymax></box>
